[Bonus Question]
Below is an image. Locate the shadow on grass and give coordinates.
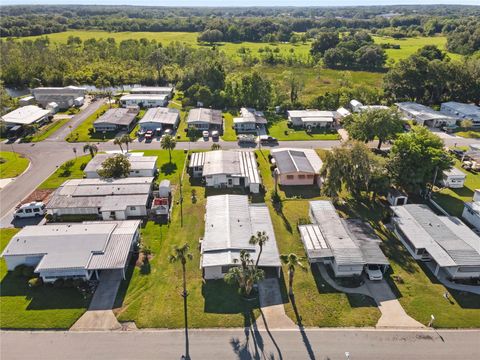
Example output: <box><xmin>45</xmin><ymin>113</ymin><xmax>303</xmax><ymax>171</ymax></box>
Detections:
<box><xmin>161</xmin><ymin>162</ymin><xmax>178</xmax><ymax>176</ymax></box>
<box><xmin>113</xmin><ymin>255</ymin><xmax>137</xmax><ymax>309</ymax></box>
<box><xmin>272</xmin><ymin>200</ymin><xmax>293</xmax><ymax>234</ymax></box>
<box><xmin>0</xmin><ymin>273</ymin><xmax>89</xmax><ymax>311</ymax></box>
<box><xmin>202</xmin><ymin>280</ymin><xmax>260</xmax><ymax>314</ymax></box>
<box><xmin>432</xmin><ymin>191</ymin><xmax>470</xmax><ymax>217</ymax></box>
<box><xmin>279</xmin><ymin>185</ymin><xmax>321</xmax><ymax>199</ymax></box>
<box><xmin>290</xmin><ymin>295</ymin><xmax>316</xmax><ymax>360</ymax></box>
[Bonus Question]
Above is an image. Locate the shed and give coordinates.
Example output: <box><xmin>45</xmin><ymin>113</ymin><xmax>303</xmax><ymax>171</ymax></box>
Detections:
<box><xmin>441</xmin><ymin>168</ymin><xmax>466</xmax><ymax>189</ymax></box>
<box><xmin>387</xmin><ymin>188</ymin><xmax>408</xmax><ymax>206</ymax></box>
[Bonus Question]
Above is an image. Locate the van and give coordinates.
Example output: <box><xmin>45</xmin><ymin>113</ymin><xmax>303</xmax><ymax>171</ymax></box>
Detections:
<box><xmin>14</xmin><ymin>202</ymin><xmax>46</xmax><ymax>219</ymax></box>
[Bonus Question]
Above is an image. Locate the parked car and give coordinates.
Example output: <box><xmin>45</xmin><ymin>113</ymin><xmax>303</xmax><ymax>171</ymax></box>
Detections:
<box><xmin>462</xmin><ymin>160</ymin><xmax>480</xmax><ymax>172</ymax></box>
<box><xmin>137</xmin><ymin>128</ymin><xmax>146</xmax><ymax>137</ymax></box>
<box><xmin>238</xmin><ymin>134</ymin><xmax>256</xmax><ymax>144</ymax></box>
<box><xmin>365</xmin><ymin>265</ymin><xmax>383</xmax><ymax>281</ymax></box>
<box><xmin>449</xmin><ymin>148</ymin><xmax>465</xmax><ymax>160</ymax></box>
<box><xmin>202</xmin><ymin>131</ymin><xmax>209</xmax><ymax>139</ymax></box>
<box><xmin>14</xmin><ymin>202</ymin><xmax>46</xmax><ymax>219</ymax></box>
<box><xmin>163</xmin><ymin>128</ymin><xmax>172</xmax><ymax>136</ymax></box>
<box><xmin>211</xmin><ymin>130</ymin><xmax>219</xmax><ymax>139</ymax></box>
<box><xmin>258</xmin><ymin>135</ymin><xmax>277</xmax><ymax>144</ymax></box>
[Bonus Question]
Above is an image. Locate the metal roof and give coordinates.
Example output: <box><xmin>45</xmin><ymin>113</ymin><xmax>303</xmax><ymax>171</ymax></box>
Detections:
<box><xmin>84</xmin><ymin>154</ymin><xmax>157</xmax><ymax>174</ymax></box>
<box><xmin>1</xmin><ymin>105</ymin><xmax>51</xmax><ymax>125</ymax></box>
<box><xmin>186</xmin><ymin>108</ymin><xmax>223</xmax><ymax>125</ymax></box>
<box><xmin>100</xmin><ymin>194</ymin><xmax>150</xmax><ymax>211</ymax></box>
<box><xmin>201</xmin><ymin>195</ymin><xmax>280</xmax><ymax>268</ymax></box>
<box><xmin>391</xmin><ymin>204</ymin><xmax>480</xmax><ymax>267</ymax></box>
<box><xmin>441</xmin><ymin>102</ymin><xmax>480</xmax><ymax>119</ymax></box>
<box><xmin>287</xmin><ymin>110</ymin><xmax>336</xmax><ymax>118</ymax></box>
<box><xmin>1</xmin><ymin>221</ymin><xmax>140</xmax><ymax>272</ymax></box>
<box><xmin>395</xmin><ymin>102</ymin><xmax>456</xmax><ymax>122</ymax></box>
<box><xmin>190</xmin><ymin>151</ymin><xmax>260</xmax><ymax>185</ymax></box>
<box><xmin>271</xmin><ymin>148</ymin><xmax>323</xmax><ymax>175</ymax></box>
<box><xmin>233</xmin><ymin>107</ymin><xmax>267</xmax><ymax>124</ymax></box>
<box><xmin>344</xmin><ymin>219</ymin><xmax>389</xmax><ymax>266</ymax></box>
<box><xmin>130</xmin><ymin>87</ymin><xmax>173</xmax><ymax>94</ymax></box>
<box><xmin>308</xmin><ymin>201</ymin><xmax>365</xmax><ymax>266</ymax></box>
<box><xmin>443</xmin><ymin>167</ymin><xmax>467</xmax><ymax>178</ymax></box>
<box><xmin>94</xmin><ymin>108</ymin><xmax>138</xmax><ymax>126</ymax></box>
<box><xmin>120</xmin><ymin>94</ymin><xmax>168</xmax><ymax>101</ymax></box>
<box><xmin>139</xmin><ymin>107</ymin><xmax>180</xmax><ymax>125</ymax></box>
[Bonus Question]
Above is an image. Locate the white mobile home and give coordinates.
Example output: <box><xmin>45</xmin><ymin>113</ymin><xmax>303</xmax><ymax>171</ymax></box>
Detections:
<box><xmin>201</xmin><ymin>195</ymin><xmax>281</xmax><ymax>280</ymax></box>
<box><xmin>441</xmin><ymin>102</ymin><xmax>480</xmax><ymax>128</ymax></box>
<box><xmin>1</xmin><ymin>105</ymin><xmax>51</xmax><ymax>128</ymax></box>
<box><xmin>441</xmin><ymin>168</ymin><xmax>466</xmax><ymax>189</ymax></box>
<box><xmin>233</xmin><ymin>107</ymin><xmax>267</xmax><ymax>132</ymax></box>
<box><xmin>84</xmin><ymin>153</ymin><xmax>158</xmax><ymax>178</ymax></box>
<box><xmin>186</xmin><ymin>108</ymin><xmax>223</xmax><ymax>131</ymax></box>
<box><xmin>1</xmin><ymin>220</ymin><xmax>140</xmax><ymax>282</ymax></box>
<box><xmin>138</xmin><ymin>107</ymin><xmax>180</xmax><ymax>131</ymax></box>
<box><xmin>189</xmin><ymin>150</ymin><xmax>261</xmax><ymax>193</ymax></box>
<box><xmin>119</xmin><ymin>94</ymin><xmax>168</xmax><ymax>108</ymax></box>
<box><xmin>287</xmin><ymin>110</ymin><xmax>336</xmax><ymax>128</ymax></box>
<box><xmin>93</xmin><ymin>107</ymin><xmax>139</xmax><ymax>132</ymax></box>
<box><xmin>130</xmin><ymin>86</ymin><xmax>174</xmax><ymax>98</ymax></box>
<box><xmin>462</xmin><ymin>189</ymin><xmax>480</xmax><ymax>231</ymax></box>
<box><xmin>46</xmin><ymin>177</ymin><xmax>154</xmax><ymax>220</ymax></box>
<box><xmin>32</xmin><ymin>86</ymin><xmax>86</xmax><ymax>110</ymax></box>
<box><xmin>392</xmin><ymin>204</ymin><xmax>480</xmax><ymax>280</ymax></box>
<box><xmin>300</xmin><ymin>200</ymin><xmax>389</xmax><ymax>277</ymax></box>
<box><xmin>396</xmin><ymin>102</ymin><xmax>457</xmax><ymax>127</ymax></box>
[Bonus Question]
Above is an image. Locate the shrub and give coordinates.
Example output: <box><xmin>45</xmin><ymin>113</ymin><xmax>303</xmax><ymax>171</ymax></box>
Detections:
<box><xmin>13</xmin><ymin>264</ymin><xmax>26</xmax><ymax>277</ymax></box>
<box><xmin>63</xmin><ymin>278</ymin><xmax>75</xmax><ymax>288</ymax></box>
<box><xmin>28</xmin><ymin>277</ymin><xmax>43</xmax><ymax>288</ymax></box>
<box><xmin>53</xmin><ymin>278</ymin><xmax>64</xmax><ymax>288</ymax></box>
<box><xmin>45</xmin><ymin>213</ymin><xmax>53</xmax><ymax>222</ymax></box>
<box><xmin>22</xmin><ymin>266</ymin><xmax>34</xmax><ymax>278</ymax></box>
<box><xmin>73</xmin><ymin>278</ymin><xmax>84</xmax><ymax>287</ymax></box>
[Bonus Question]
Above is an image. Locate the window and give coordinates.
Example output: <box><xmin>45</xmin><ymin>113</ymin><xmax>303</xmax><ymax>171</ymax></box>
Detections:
<box><xmin>306</xmin><ymin>175</ymin><xmax>314</xmax><ymax>179</ymax></box>
<box><xmin>33</xmin><ymin>208</ymin><xmax>40</xmax><ymax>213</ymax></box>
<box><xmin>221</xmin><ymin>266</ymin><xmax>230</xmax><ymax>274</ymax></box>
<box><xmin>134</xmin><ymin>170</ymin><xmax>140</xmax><ymax>174</ymax></box>
<box><xmin>298</xmin><ymin>175</ymin><xmax>306</xmax><ymax>179</ymax></box>
<box><xmin>286</xmin><ymin>175</ymin><xmax>294</xmax><ymax>180</ymax></box>
<box><xmin>130</xmin><ymin>206</ymin><xmax>136</xmax><ymax>211</ymax></box>
<box><xmin>25</xmin><ymin>209</ymin><xmax>32</xmax><ymax>213</ymax></box>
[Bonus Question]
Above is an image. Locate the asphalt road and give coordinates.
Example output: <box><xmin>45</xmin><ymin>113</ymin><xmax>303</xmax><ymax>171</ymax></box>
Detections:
<box><xmin>1</xmin><ymin>329</ymin><xmax>479</xmax><ymax>360</ymax></box>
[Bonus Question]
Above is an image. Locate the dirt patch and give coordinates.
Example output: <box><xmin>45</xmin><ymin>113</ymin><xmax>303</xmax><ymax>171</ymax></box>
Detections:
<box><xmin>21</xmin><ymin>189</ymin><xmax>54</xmax><ymax>205</ymax></box>
<box><xmin>135</xmin><ymin>253</ymin><xmax>153</xmax><ymax>268</ymax></box>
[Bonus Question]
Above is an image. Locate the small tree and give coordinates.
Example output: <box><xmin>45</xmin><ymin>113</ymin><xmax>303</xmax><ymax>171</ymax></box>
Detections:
<box><xmin>113</xmin><ymin>137</ymin><xmax>124</xmax><ymax>153</ymax></box>
<box><xmin>120</xmin><ymin>133</ymin><xmax>132</xmax><ymax>152</ymax></box>
<box><xmin>224</xmin><ymin>250</ymin><xmax>265</xmax><ymax>296</ymax></box>
<box><xmin>249</xmin><ymin>231</ymin><xmax>269</xmax><ymax>268</ymax></box>
<box><xmin>161</xmin><ymin>134</ymin><xmax>177</xmax><ymax>163</ymax></box>
<box><xmin>460</xmin><ymin>119</ymin><xmax>473</xmax><ymax>129</ymax></box>
<box><xmin>97</xmin><ymin>154</ymin><xmax>131</xmax><ymax>178</ymax></box>
<box><xmin>83</xmin><ymin>143</ymin><xmax>98</xmax><ymax>158</ymax></box>
<box><xmin>280</xmin><ymin>253</ymin><xmax>307</xmax><ymax>297</ymax></box>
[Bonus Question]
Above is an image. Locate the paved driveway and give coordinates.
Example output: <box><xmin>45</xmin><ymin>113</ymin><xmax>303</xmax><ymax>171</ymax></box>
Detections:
<box><xmin>257</xmin><ymin>278</ymin><xmax>295</xmax><ymax>330</ymax></box>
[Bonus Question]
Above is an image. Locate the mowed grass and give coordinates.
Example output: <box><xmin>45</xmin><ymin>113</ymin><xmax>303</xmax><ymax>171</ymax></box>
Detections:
<box><xmin>30</xmin><ymin>117</ymin><xmax>70</xmax><ymax>142</ymax></box>
<box><xmin>66</xmin><ymin>104</ymin><xmax>110</xmax><ymax>142</ymax></box>
<box><xmin>255</xmin><ymin>151</ymin><xmax>381</xmax><ymax>327</ymax></box>
<box><xmin>267</xmin><ymin>117</ymin><xmax>340</xmax><ymax>141</ymax></box>
<box><xmin>0</xmin><ymin>151</ymin><xmax>29</xmax><ymax>178</ymax></box>
<box><xmin>372</xmin><ymin>35</ymin><xmax>462</xmax><ymax>63</ymax></box>
<box><xmin>0</xmin><ymin>228</ymin><xmax>88</xmax><ymax>329</ymax></box>
<box><xmin>115</xmin><ymin>151</ymin><xmax>257</xmax><ymax>328</ymax></box>
<box><xmin>432</xmin><ymin>160</ymin><xmax>479</xmax><ymax>217</ymax></box>
<box><xmin>38</xmin><ymin>154</ymin><xmax>91</xmax><ymax>189</ymax></box>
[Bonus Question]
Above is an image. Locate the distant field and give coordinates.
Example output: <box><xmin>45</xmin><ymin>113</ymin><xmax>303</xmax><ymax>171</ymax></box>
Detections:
<box><xmin>19</xmin><ymin>30</ymin><xmax>460</xmax><ymax>64</ymax></box>
<box><xmin>372</xmin><ymin>35</ymin><xmax>461</xmax><ymax>63</ymax></box>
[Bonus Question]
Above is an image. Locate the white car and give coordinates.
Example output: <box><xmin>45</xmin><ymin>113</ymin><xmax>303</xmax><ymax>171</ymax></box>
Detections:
<box><xmin>163</xmin><ymin>128</ymin><xmax>172</xmax><ymax>136</ymax></box>
<box><xmin>211</xmin><ymin>130</ymin><xmax>219</xmax><ymax>139</ymax></box>
<box><xmin>202</xmin><ymin>131</ymin><xmax>209</xmax><ymax>139</ymax></box>
<box><xmin>14</xmin><ymin>202</ymin><xmax>46</xmax><ymax>219</ymax></box>
<box><xmin>365</xmin><ymin>264</ymin><xmax>383</xmax><ymax>281</ymax></box>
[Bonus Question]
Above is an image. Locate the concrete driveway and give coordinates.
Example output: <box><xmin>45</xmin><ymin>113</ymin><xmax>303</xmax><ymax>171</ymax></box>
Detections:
<box><xmin>257</xmin><ymin>278</ymin><xmax>295</xmax><ymax>330</ymax></box>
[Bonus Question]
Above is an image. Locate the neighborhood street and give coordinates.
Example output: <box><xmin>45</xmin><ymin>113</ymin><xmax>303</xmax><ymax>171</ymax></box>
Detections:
<box><xmin>1</xmin><ymin>328</ymin><xmax>480</xmax><ymax>359</ymax></box>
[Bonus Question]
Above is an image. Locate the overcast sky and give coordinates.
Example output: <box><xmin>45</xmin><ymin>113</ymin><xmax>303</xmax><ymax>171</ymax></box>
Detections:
<box><xmin>4</xmin><ymin>1</ymin><xmax>480</xmax><ymax>7</ymax></box>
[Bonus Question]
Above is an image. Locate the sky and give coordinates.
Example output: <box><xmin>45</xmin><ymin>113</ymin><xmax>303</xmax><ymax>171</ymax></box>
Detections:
<box><xmin>4</xmin><ymin>1</ymin><xmax>480</xmax><ymax>7</ymax></box>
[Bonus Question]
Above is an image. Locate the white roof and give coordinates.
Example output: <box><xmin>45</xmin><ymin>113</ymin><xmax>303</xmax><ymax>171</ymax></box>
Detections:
<box><xmin>441</xmin><ymin>102</ymin><xmax>480</xmax><ymax>118</ymax></box>
<box><xmin>201</xmin><ymin>195</ymin><xmax>280</xmax><ymax>268</ymax></box>
<box><xmin>84</xmin><ymin>153</ymin><xmax>157</xmax><ymax>174</ymax></box>
<box><xmin>350</xmin><ymin>100</ymin><xmax>363</xmax><ymax>108</ymax></box>
<box><xmin>287</xmin><ymin>110</ymin><xmax>336</xmax><ymax>119</ymax></box>
<box><xmin>1</xmin><ymin>221</ymin><xmax>140</xmax><ymax>272</ymax></box>
<box><xmin>233</xmin><ymin>107</ymin><xmax>267</xmax><ymax>124</ymax></box>
<box><xmin>1</xmin><ymin>105</ymin><xmax>51</xmax><ymax>125</ymax></box>
<box><xmin>271</xmin><ymin>148</ymin><xmax>323</xmax><ymax>174</ymax></box>
<box><xmin>336</xmin><ymin>107</ymin><xmax>351</xmax><ymax>118</ymax></box>
<box><xmin>139</xmin><ymin>107</ymin><xmax>180</xmax><ymax>125</ymax></box>
<box><xmin>189</xmin><ymin>151</ymin><xmax>260</xmax><ymax>185</ymax></box>
<box><xmin>396</xmin><ymin>102</ymin><xmax>456</xmax><ymax>122</ymax></box>
<box><xmin>392</xmin><ymin>204</ymin><xmax>480</xmax><ymax>267</ymax></box>
<box><xmin>120</xmin><ymin>94</ymin><xmax>168</xmax><ymax>101</ymax></box>
<box><xmin>443</xmin><ymin>167</ymin><xmax>466</xmax><ymax>178</ymax></box>
<box><xmin>359</xmin><ymin>105</ymin><xmax>389</xmax><ymax>112</ymax></box>
<box><xmin>186</xmin><ymin>108</ymin><xmax>223</xmax><ymax>125</ymax></box>
<box><xmin>130</xmin><ymin>87</ymin><xmax>173</xmax><ymax>94</ymax></box>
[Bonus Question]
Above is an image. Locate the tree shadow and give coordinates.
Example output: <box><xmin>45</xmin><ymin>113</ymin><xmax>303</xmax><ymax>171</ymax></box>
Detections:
<box><xmin>272</xmin><ymin>199</ymin><xmax>292</xmax><ymax>234</ymax></box>
<box><xmin>161</xmin><ymin>162</ymin><xmax>178</xmax><ymax>176</ymax></box>
<box><xmin>202</xmin><ymin>280</ymin><xmax>259</xmax><ymax>314</ymax></box>
<box><xmin>0</xmin><ymin>272</ymin><xmax>89</xmax><ymax>311</ymax></box>
<box><xmin>113</xmin><ymin>260</ymin><xmax>136</xmax><ymax>310</ymax></box>
<box><xmin>279</xmin><ymin>185</ymin><xmax>321</xmax><ymax>199</ymax></box>
<box><xmin>289</xmin><ymin>295</ymin><xmax>316</xmax><ymax>360</ymax></box>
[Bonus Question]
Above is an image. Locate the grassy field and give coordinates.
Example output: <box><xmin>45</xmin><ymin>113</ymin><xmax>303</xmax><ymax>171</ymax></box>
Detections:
<box><xmin>221</xmin><ymin>112</ymin><xmax>238</xmax><ymax>142</ymax></box>
<box><xmin>267</xmin><ymin>117</ymin><xmax>340</xmax><ymax>141</ymax></box>
<box><xmin>29</xmin><ymin>118</ymin><xmax>70</xmax><ymax>142</ymax></box>
<box><xmin>372</xmin><ymin>35</ymin><xmax>462</xmax><ymax>63</ymax></box>
<box><xmin>0</xmin><ymin>151</ymin><xmax>29</xmax><ymax>179</ymax></box>
<box><xmin>38</xmin><ymin>154</ymin><xmax>91</xmax><ymax>189</ymax></box>
<box><xmin>115</xmin><ymin>150</ymin><xmax>258</xmax><ymax>328</ymax></box>
<box><xmin>0</xmin><ymin>228</ymin><xmax>88</xmax><ymax>329</ymax></box>
<box><xmin>455</xmin><ymin>129</ymin><xmax>480</xmax><ymax>139</ymax></box>
<box><xmin>432</xmin><ymin>160</ymin><xmax>478</xmax><ymax>217</ymax></box>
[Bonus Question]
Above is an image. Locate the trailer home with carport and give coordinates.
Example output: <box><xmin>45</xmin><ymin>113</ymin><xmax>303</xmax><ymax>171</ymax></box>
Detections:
<box><xmin>391</xmin><ymin>204</ymin><xmax>480</xmax><ymax>280</ymax></box>
<box><xmin>84</xmin><ymin>153</ymin><xmax>157</xmax><ymax>178</ymax></box>
<box><xmin>395</xmin><ymin>102</ymin><xmax>457</xmax><ymax>128</ymax></box>
<box><xmin>186</xmin><ymin>108</ymin><xmax>224</xmax><ymax>132</ymax></box>
<box><xmin>200</xmin><ymin>195</ymin><xmax>281</xmax><ymax>280</ymax></box>
<box><xmin>93</xmin><ymin>107</ymin><xmax>139</xmax><ymax>132</ymax></box>
<box><xmin>1</xmin><ymin>220</ymin><xmax>140</xmax><ymax>282</ymax></box>
<box><xmin>287</xmin><ymin>110</ymin><xmax>336</xmax><ymax>128</ymax></box>
<box><xmin>138</xmin><ymin>107</ymin><xmax>180</xmax><ymax>132</ymax></box>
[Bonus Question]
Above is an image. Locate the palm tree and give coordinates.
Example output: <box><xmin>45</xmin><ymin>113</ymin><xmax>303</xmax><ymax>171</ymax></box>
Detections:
<box><xmin>225</xmin><ymin>255</ymin><xmax>264</xmax><ymax>297</ymax></box>
<box><xmin>83</xmin><ymin>143</ymin><xmax>98</xmax><ymax>158</ymax></box>
<box><xmin>113</xmin><ymin>137</ymin><xmax>124</xmax><ymax>153</ymax></box>
<box><xmin>169</xmin><ymin>243</ymin><xmax>193</xmax><ymax>298</ymax></box>
<box><xmin>120</xmin><ymin>133</ymin><xmax>132</xmax><ymax>153</ymax></box>
<box><xmin>211</xmin><ymin>143</ymin><xmax>221</xmax><ymax>150</ymax></box>
<box><xmin>249</xmin><ymin>231</ymin><xmax>269</xmax><ymax>268</ymax></box>
<box><xmin>161</xmin><ymin>134</ymin><xmax>177</xmax><ymax>163</ymax></box>
<box><xmin>280</xmin><ymin>253</ymin><xmax>307</xmax><ymax>297</ymax></box>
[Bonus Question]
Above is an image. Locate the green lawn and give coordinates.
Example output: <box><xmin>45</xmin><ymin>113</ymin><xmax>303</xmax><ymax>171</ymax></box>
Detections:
<box><xmin>0</xmin><ymin>228</ymin><xmax>88</xmax><ymax>329</ymax></box>
<box><xmin>66</xmin><ymin>104</ymin><xmax>110</xmax><ymax>142</ymax></box>
<box><xmin>455</xmin><ymin>129</ymin><xmax>480</xmax><ymax>139</ymax></box>
<box><xmin>133</xmin><ymin>149</ymin><xmax>187</xmax><ymax>184</ymax></box>
<box><xmin>432</xmin><ymin>160</ymin><xmax>479</xmax><ymax>217</ymax></box>
<box><xmin>267</xmin><ymin>117</ymin><xmax>340</xmax><ymax>141</ymax></box>
<box><xmin>115</xmin><ymin>152</ymin><xmax>257</xmax><ymax>328</ymax></box>
<box><xmin>38</xmin><ymin>155</ymin><xmax>91</xmax><ymax>189</ymax></box>
<box><xmin>29</xmin><ymin>118</ymin><xmax>70</xmax><ymax>142</ymax></box>
<box><xmin>0</xmin><ymin>151</ymin><xmax>29</xmax><ymax>178</ymax></box>
<box><xmin>372</xmin><ymin>35</ymin><xmax>462</xmax><ymax>63</ymax></box>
